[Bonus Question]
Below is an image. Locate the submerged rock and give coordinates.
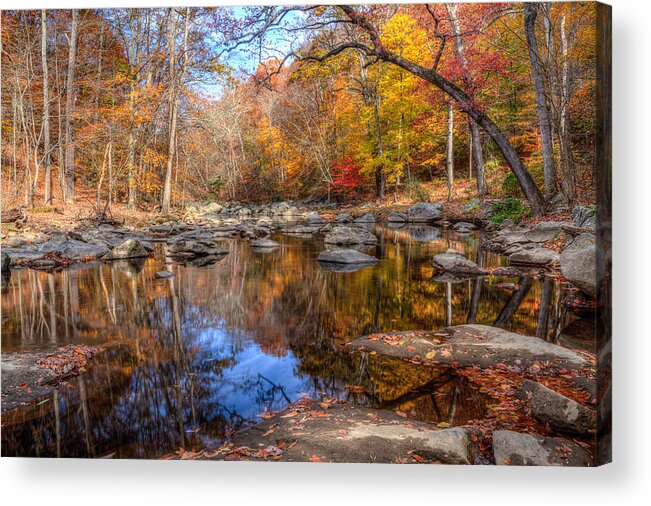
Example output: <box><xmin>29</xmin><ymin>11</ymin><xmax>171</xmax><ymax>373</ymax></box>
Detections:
<box><xmin>492</xmin><ymin>430</ymin><xmax>591</xmax><ymax>466</ymax></box>
<box><xmin>324</xmin><ymin>226</ymin><xmax>378</xmax><ymax>246</ymax></box>
<box><xmin>407</xmin><ymin>202</ymin><xmax>443</xmax><ymax>222</ymax></box>
<box><xmin>560</xmin><ymin>233</ymin><xmax>597</xmax><ymax>297</ymax></box>
<box><xmin>519</xmin><ymin>380</ymin><xmax>595</xmax><ymax>435</ymax></box>
<box><xmin>432</xmin><ymin>250</ymin><xmax>487</xmax><ymax>275</ymax></box>
<box><xmin>317</xmin><ymin>249</ymin><xmax>378</xmax><ymax>265</ymax></box>
<box><xmin>102</xmin><ymin>239</ymin><xmax>149</xmax><ymax>261</ymax></box>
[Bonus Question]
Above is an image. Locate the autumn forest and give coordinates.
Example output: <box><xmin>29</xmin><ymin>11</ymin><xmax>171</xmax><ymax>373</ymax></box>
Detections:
<box><xmin>2</xmin><ymin>3</ymin><xmax>599</xmax><ymax>214</ymax></box>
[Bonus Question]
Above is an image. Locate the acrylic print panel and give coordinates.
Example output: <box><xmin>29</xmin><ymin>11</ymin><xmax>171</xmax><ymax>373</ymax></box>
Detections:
<box><xmin>0</xmin><ymin>2</ymin><xmax>611</xmax><ymax>466</ymax></box>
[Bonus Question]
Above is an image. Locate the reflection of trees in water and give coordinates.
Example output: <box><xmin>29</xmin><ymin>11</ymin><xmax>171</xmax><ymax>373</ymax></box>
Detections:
<box><xmin>2</xmin><ymin>228</ymin><xmax>585</xmax><ymax>457</ymax></box>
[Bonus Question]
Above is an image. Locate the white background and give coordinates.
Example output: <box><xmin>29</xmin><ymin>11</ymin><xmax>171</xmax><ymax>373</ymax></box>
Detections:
<box><xmin>1</xmin><ymin>0</ymin><xmax>649</xmax><ymax>504</ymax></box>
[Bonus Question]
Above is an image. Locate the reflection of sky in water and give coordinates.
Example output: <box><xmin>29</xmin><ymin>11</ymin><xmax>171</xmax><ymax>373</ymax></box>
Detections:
<box><xmin>196</xmin><ymin>326</ymin><xmax>310</xmax><ymax>420</ymax></box>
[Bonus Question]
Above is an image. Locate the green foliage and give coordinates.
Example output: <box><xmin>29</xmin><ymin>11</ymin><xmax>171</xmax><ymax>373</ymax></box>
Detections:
<box><xmin>489</xmin><ymin>197</ymin><xmax>531</xmax><ymax>225</ymax></box>
<box><xmin>499</xmin><ymin>164</ymin><xmax>544</xmax><ymax>199</ymax></box>
<box><xmin>207</xmin><ymin>177</ymin><xmax>226</xmax><ymax>199</ymax></box>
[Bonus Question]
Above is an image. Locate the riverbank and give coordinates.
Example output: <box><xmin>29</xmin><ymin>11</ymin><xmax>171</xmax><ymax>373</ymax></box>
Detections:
<box><xmin>1</xmin><ymin>198</ymin><xmax>602</xmax><ymax>461</ymax></box>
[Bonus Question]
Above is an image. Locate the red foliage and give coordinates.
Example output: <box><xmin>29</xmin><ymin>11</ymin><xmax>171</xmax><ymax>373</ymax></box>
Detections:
<box><xmin>331</xmin><ymin>157</ymin><xmax>364</xmax><ymax>197</ymax></box>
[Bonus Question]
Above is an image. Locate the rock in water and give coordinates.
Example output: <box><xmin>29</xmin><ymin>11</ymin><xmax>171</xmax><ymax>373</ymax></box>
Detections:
<box><xmin>306</xmin><ymin>211</ymin><xmax>326</xmax><ymax>224</ymax></box>
<box><xmin>354</xmin><ymin>213</ymin><xmax>375</xmax><ymax>224</ymax></box>
<box><xmin>155</xmin><ymin>270</ymin><xmax>175</xmax><ymax>279</ymax></box>
<box><xmin>324</xmin><ymin>226</ymin><xmax>377</xmax><ymax>245</ymax></box>
<box><xmin>102</xmin><ymin>239</ymin><xmax>149</xmax><ymax>260</ymax></box>
<box><xmin>334</xmin><ymin>212</ymin><xmax>353</xmax><ymax>223</ymax></box>
<box><xmin>560</xmin><ymin>233</ymin><xmax>597</xmax><ymax>297</ymax></box>
<box><xmin>317</xmin><ymin>249</ymin><xmax>379</xmax><ymax>265</ymax></box>
<box><xmin>251</xmin><ymin>238</ymin><xmax>280</xmax><ymax>249</ymax></box>
<box><xmin>387</xmin><ymin>212</ymin><xmax>408</xmax><ymax>223</ymax></box>
<box><xmin>407</xmin><ymin>202</ymin><xmax>443</xmax><ymax>222</ymax></box>
<box><xmin>452</xmin><ymin>222</ymin><xmax>477</xmax><ymax>232</ymax></box>
<box><xmin>492</xmin><ymin>430</ymin><xmax>591</xmax><ymax>466</ymax></box>
<box><xmin>168</xmin><ymin>240</ymin><xmax>228</xmax><ymax>259</ymax></box>
<box><xmin>431</xmin><ymin>250</ymin><xmax>487</xmax><ymax>275</ymax></box>
<box><xmin>509</xmin><ymin>247</ymin><xmax>559</xmax><ymax>266</ymax></box>
<box><xmin>518</xmin><ymin>380</ymin><xmax>595</xmax><ymax>435</ymax></box>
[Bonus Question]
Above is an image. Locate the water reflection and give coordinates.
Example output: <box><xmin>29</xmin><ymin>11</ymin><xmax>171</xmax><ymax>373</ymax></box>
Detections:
<box><xmin>1</xmin><ymin>226</ymin><xmax>592</xmax><ymax>458</ymax></box>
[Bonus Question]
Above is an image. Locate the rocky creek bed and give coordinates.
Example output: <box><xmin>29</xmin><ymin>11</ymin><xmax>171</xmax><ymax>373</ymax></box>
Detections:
<box><xmin>1</xmin><ymin>201</ymin><xmax>604</xmax><ymax>463</ymax></box>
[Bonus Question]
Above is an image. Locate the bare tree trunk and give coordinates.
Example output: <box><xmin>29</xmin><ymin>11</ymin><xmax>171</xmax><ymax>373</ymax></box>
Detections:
<box><xmin>446</xmin><ymin>100</ymin><xmax>454</xmax><ymax>201</ymax></box>
<box><xmin>161</xmin><ymin>9</ymin><xmax>178</xmax><ymax>214</ymax></box>
<box><xmin>559</xmin><ymin>14</ymin><xmax>576</xmax><ymax>203</ymax></box>
<box><xmin>524</xmin><ymin>3</ymin><xmax>555</xmax><ymax>200</ymax></box>
<box><xmin>446</xmin><ymin>3</ymin><xmax>487</xmax><ymax>196</ymax></box>
<box><xmin>41</xmin><ymin>10</ymin><xmax>52</xmax><ymax>205</ymax></box>
<box><xmin>372</xmin><ymin>96</ymin><xmax>385</xmax><ymax>199</ymax></box>
<box><xmin>63</xmin><ymin>10</ymin><xmax>78</xmax><ymax>203</ymax></box>
<box><xmin>162</xmin><ymin>8</ymin><xmax>190</xmax><ymax>214</ymax></box>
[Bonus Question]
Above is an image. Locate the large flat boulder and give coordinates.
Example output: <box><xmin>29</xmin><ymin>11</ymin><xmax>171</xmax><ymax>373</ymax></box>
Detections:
<box><xmin>324</xmin><ymin>226</ymin><xmax>378</xmax><ymax>245</ymax></box>
<box><xmin>560</xmin><ymin>233</ymin><xmax>597</xmax><ymax>297</ymax></box>
<box><xmin>225</xmin><ymin>399</ymin><xmax>477</xmax><ymax>464</ymax></box>
<box><xmin>317</xmin><ymin>249</ymin><xmax>378</xmax><ymax>265</ymax></box>
<box><xmin>408</xmin><ymin>202</ymin><xmax>443</xmax><ymax>222</ymax></box>
<box><xmin>347</xmin><ymin>324</ymin><xmax>590</xmax><ymax>371</ymax></box>
<box><xmin>519</xmin><ymin>380</ymin><xmax>595</xmax><ymax>435</ymax></box>
<box><xmin>492</xmin><ymin>430</ymin><xmax>592</xmax><ymax>466</ymax></box>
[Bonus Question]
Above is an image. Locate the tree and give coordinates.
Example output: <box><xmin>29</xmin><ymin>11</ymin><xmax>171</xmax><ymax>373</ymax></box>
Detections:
<box><xmin>227</xmin><ymin>5</ymin><xmax>547</xmax><ymax>214</ymax></box>
<box><xmin>446</xmin><ymin>3</ymin><xmax>487</xmax><ymax>196</ymax></box>
<box><xmin>63</xmin><ymin>9</ymin><xmax>78</xmax><ymax>203</ymax></box>
<box><xmin>41</xmin><ymin>9</ymin><xmax>52</xmax><ymax>205</ymax></box>
<box><xmin>524</xmin><ymin>2</ymin><xmax>555</xmax><ymax>200</ymax></box>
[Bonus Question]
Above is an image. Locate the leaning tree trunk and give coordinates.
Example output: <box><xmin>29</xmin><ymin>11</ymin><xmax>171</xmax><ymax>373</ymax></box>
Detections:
<box><xmin>524</xmin><ymin>3</ymin><xmax>556</xmax><ymax>200</ymax></box>
<box><xmin>63</xmin><ymin>10</ymin><xmax>78</xmax><ymax>204</ymax></box>
<box><xmin>41</xmin><ymin>9</ymin><xmax>52</xmax><ymax>205</ymax></box>
<box><xmin>338</xmin><ymin>6</ymin><xmax>547</xmax><ymax>215</ymax></box>
<box><xmin>446</xmin><ymin>3</ymin><xmax>487</xmax><ymax>196</ymax></box>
